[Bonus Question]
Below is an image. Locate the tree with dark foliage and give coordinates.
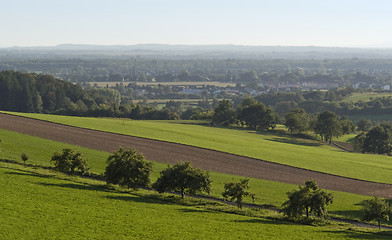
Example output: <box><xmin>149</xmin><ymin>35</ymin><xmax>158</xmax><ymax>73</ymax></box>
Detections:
<box><xmin>105</xmin><ymin>148</ymin><xmax>153</xmax><ymax>189</ymax></box>
<box><xmin>281</xmin><ymin>180</ymin><xmax>333</xmax><ymax>220</ymax></box>
<box><xmin>153</xmin><ymin>162</ymin><xmax>211</xmax><ymax>199</ymax></box>
<box><xmin>51</xmin><ymin>148</ymin><xmax>89</xmax><ymax>174</ymax></box>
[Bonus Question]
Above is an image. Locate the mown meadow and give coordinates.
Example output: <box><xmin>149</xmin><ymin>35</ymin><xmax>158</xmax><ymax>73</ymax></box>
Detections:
<box><xmin>6</xmin><ymin>111</ymin><xmax>392</xmax><ymax>185</ymax></box>
<box><xmin>2</xmin><ymin>114</ymin><xmax>392</xmax><ymax>238</ymax></box>
<box><xmin>0</xmin><ymin>127</ymin><xmax>377</xmax><ymax>221</ymax></box>
<box><xmin>3</xmin><ymin>161</ymin><xmax>390</xmax><ymax>239</ymax></box>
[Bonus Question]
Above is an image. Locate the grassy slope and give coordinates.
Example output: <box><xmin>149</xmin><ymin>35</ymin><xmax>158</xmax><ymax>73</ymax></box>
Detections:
<box><xmin>6</xmin><ymin>112</ymin><xmax>392</xmax><ymax>185</ymax></box>
<box><xmin>0</xmin><ymin>128</ymin><xmax>372</xmax><ymax>220</ymax></box>
<box><xmin>342</xmin><ymin>92</ymin><xmax>392</xmax><ymax>103</ymax></box>
<box><xmin>1</xmin><ymin>162</ymin><xmax>389</xmax><ymax>240</ymax></box>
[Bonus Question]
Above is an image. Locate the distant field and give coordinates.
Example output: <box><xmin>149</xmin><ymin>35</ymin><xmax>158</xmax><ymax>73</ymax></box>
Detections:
<box><xmin>2</xmin><ymin>162</ymin><xmax>386</xmax><ymax>239</ymax></box>
<box><xmin>7</xmin><ymin>112</ymin><xmax>392</xmax><ymax>185</ymax></box>
<box><xmin>334</xmin><ymin>134</ymin><xmax>356</xmax><ymax>143</ymax></box>
<box><xmin>88</xmin><ymin>81</ymin><xmax>236</xmax><ymax>87</ymax></box>
<box><xmin>347</xmin><ymin>114</ymin><xmax>392</xmax><ymax>122</ymax></box>
<box><xmin>0</xmin><ymin>128</ymin><xmax>374</xmax><ymax>221</ymax></box>
<box><xmin>343</xmin><ymin>92</ymin><xmax>392</xmax><ymax>103</ymax></box>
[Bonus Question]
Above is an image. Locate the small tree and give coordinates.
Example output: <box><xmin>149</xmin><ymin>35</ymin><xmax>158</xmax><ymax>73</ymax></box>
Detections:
<box><xmin>21</xmin><ymin>152</ymin><xmax>29</xmax><ymax>165</ymax></box>
<box><xmin>281</xmin><ymin>180</ymin><xmax>333</xmax><ymax>220</ymax></box>
<box><xmin>362</xmin><ymin>197</ymin><xmax>391</xmax><ymax>230</ymax></box>
<box><xmin>51</xmin><ymin>148</ymin><xmax>89</xmax><ymax>174</ymax></box>
<box><xmin>153</xmin><ymin>162</ymin><xmax>211</xmax><ymax>199</ymax></box>
<box><xmin>105</xmin><ymin>147</ymin><xmax>153</xmax><ymax>189</ymax></box>
<box><xmin>222</xmin><ymin>178</ymin><xmax>255</xmax><ymax>208</ymax></box>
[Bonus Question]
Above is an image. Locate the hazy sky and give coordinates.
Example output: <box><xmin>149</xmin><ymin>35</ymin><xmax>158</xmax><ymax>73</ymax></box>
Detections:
<box><xmin>2</xmin><ymin>0</ymin><xmax>392</xmax><ymax>48</ymax></box>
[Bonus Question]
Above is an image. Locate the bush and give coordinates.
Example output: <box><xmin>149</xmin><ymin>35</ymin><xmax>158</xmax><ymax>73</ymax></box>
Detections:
<box><xmin>222</xmin><ymin>178</ymin><xmax>255</xmax><ymax>208</ymax></box>
<box><xmin>51</xmin><ymin>148</ymin><xmax>89</xmax><ymax>174</ymax></box>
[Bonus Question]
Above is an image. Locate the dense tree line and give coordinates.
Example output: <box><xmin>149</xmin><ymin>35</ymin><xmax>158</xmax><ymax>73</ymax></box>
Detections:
<box><xmin>0</xmin><ymin>71</ymin><xmax>180</xmax><ymax>120</ymax></box>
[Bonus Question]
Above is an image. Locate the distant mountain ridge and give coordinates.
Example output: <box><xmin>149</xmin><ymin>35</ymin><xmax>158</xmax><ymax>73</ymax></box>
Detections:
<box><xmin>2</xmin><ymin>44</ymin><xmax>392</xmax><ymax>59</ymax></box>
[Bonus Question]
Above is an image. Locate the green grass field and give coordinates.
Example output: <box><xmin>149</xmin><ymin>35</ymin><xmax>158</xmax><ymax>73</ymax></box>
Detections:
<box><xmin>3</xmin><ymin>114</ymin><xmax>392</xmax><ymax>238</ymax></box>
<box><xmin>0</xmin><ymin>128</ymin><xmax>375</xmax><ymax>221</ymax></box>
<box><xmin>6</xmin><ymin>111</ymin><xmax>392</xmax><ymax>185</ymax></box>
<box><xmin>3</xmin><ymin>161</ymin><xmax>389</xmax><ymax>239</ymax></box>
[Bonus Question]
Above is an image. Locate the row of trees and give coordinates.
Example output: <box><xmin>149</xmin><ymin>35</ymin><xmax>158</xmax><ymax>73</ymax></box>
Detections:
<box><xmin>8</xmin><ymin>143</ymin><xmax>389</xmax><ymax>228</ymax></box>
<box><xmin>285</xmin><ymin>109</ymin><xmax>356</xmax><ymax>142</ymax></box>
<box><xmin>212</xmin><ymin>97</ymin><xmax>356</xmax><ymax>143</ymax></box>
<box><xmin>49</xmin><ymin>147</ymin><xmax>250</xmax><ymax>206</ymax></box>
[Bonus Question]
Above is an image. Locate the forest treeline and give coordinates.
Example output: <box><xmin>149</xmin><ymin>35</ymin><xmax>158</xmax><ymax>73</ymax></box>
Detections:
<box><xmin>0</xmin><ymin>71</ymin><xmax>178</xmax><ymax>119</ymax></box>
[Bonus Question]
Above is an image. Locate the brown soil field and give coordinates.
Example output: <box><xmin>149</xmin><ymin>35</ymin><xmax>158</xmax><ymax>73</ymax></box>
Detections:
<box><xmin>1</xmin><ymin>112</ymin><xmax>392</xmax><ymax>198</ymax></box>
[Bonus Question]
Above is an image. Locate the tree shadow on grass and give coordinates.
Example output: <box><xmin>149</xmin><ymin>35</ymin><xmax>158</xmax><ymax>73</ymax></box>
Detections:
<box><xmin>320</xmin><ymin>230</ymin><xmax>392</xmax><ymax>239</ymax></box>
<box><xmin>2</xmin><ymin>168</ymin><xmax>55</xmax><ymax>179</ymax></box>
<box><xmin>106</xmin><ymin>195</ymin><xmax>172</xmax><ymax>205</ymax></box>
<box><xmin>329</xmin><ymin>200</ymin><xmax>367</xmax><ymax>220</ymax></box>
<box><xmin>178</xmin><ymin>208</ymin><xmax>215</xmax><ymax>214</ymax></box>
<box><xmin>234</xmin><ymin>217</ymin><xmax>300</xmax><ymax>226</ymax></box>
<box><xmin>38</xmin><ymin>182</ymin><xmax>110</xmax><ymax>192</ymax></box>
<box><xmin>266</xmin><ymin>137</ymin><xmax>322</xmax><ymax>147</ymax></box>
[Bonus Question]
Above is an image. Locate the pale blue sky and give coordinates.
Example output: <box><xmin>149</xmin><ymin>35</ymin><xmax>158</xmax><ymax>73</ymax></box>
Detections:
<box><xmin>1</xmin><ymin>0</ymin><xmax>392</xmax><ymax>47</ymax></box>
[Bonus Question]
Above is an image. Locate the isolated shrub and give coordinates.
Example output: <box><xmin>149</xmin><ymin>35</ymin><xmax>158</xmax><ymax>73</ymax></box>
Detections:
<box><xmin>362</xmin><ymin>197</ymin><xmax>391</xmax><ymax>230</ymax></box>
<box><xmin>153</xmin><ymin>162</ymin><xmax>211</xmax><ymax>199</ymax></box>
<box><xmin>104</xmin><ymin>147</ymin><xmax>153</xmax><ymax>189</ymax></box>
<box><xmin>21</xmin><ymin>152</ymin><xmax>29</xmax><ymax>165</ymax></box>
<box><xmin>281</xmin><ymin>180</ymin><xmax>333</xmax><ymax>220</ymax></box>
<box><xmin>222</xmin><ymin>178</ymin><xmax>255</xmax><ymax>208</ymax></box>
<box><xmin>51</xmin><ymin>148</ymin><xmax>89</xmax><ymax>174</ymax></box>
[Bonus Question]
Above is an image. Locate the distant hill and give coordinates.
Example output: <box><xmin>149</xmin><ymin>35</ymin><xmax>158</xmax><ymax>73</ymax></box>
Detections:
<box><xmin>2</xmin><ymin>44</ymin><xmax>392</xmax><ymax>59</ymax></box>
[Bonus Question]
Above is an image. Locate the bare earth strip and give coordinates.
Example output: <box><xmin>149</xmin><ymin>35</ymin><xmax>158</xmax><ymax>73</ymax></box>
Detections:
<box><xmin>1</xmin><ymin>112</ymin><xmax>391</xmax><ymax>198</ymax></box>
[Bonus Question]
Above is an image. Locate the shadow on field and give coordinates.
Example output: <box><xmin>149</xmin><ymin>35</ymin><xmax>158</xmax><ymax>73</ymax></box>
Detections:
<box><xmin>106</xmin><ymin>195</ymin><xmax>172</xmax><ymax>205</ymax></box>
<box><xmin>266</xmin><ymin>137</ymin><xmax>322</xmax><ymax>147</ymax></box>
<box><xmin>38</xmin><ymin>182</ymin><xmax>110</xmax><ymax>192</ymax></box>
<box><xmin>330</xmin><ymin>200</ymin><xmax>366</xmax><ymax>220</ymax></box>
<box><xmin>234</xmin><ymin>218</ymin><xmax>291</xmax><ymax>226</ymax></box>
<box><xmin>178</xmin><ymin>208</ymin><xmax>214</xmax><ymax>214</ymax></box>
<box><xmin>321</xmin><ymin>230</ymin><xmax>392</xmax><ymax>239</ymax></box>
<box><xmin>2</xmin><ymin>168</ymin><xmax>55</xmax><ymax>179</ymax></box>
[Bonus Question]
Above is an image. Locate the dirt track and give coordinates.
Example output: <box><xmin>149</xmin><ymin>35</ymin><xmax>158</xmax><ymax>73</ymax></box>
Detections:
<box><xmin>1</xmin><ymin>112</ymin><xmax>392</xmax><ymax>198</ymax></box>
